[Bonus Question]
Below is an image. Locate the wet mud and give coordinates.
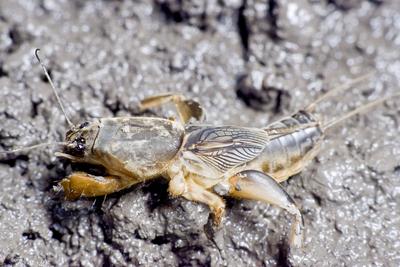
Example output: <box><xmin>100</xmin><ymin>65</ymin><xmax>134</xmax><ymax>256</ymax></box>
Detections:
<box><xmin>0</xmin><ymin>1</ymin><xmax>399</xmax><ymax>266</ymax></box>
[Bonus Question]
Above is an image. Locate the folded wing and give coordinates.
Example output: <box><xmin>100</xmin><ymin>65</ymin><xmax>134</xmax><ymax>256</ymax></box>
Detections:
<box><xmin>184</xmin><ymin>126</ymin><xmax>269</xmax><ymax>173</ymax></box>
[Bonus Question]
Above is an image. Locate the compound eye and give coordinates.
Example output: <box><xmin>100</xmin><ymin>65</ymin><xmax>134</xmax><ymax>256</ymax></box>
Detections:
<box><xmin>69</xmin><ymin>137</ymin><xmax>86</xmax><ymax>156</ymax></box>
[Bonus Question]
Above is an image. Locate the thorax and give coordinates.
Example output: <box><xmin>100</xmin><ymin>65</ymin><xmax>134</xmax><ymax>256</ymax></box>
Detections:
<box><xmin>93</xmin><ymin>117</ymin><xmax>184</xmax><ymax>179</ymax></box>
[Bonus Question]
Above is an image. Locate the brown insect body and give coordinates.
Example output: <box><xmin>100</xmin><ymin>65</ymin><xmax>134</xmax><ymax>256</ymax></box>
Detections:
<box><xmin>6</xmin><ymin>52</ymin><xmax>396</xmax><ymax>251</ymax></box>
<box><xmin>56</xmin><ymin>81</ymin><xmax>397</xmax><ymax>250</ymax></box>
<box><xmin>46</xmin><ymin>86</ymin><xmax>398</xmax><ymax>251</ymax></box>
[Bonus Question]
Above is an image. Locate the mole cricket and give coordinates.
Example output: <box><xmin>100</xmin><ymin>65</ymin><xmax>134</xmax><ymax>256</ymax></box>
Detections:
<box><xmin>1</xmin><ymin>49</ymin><xmax>399</xmax><ymax>249</ymax></box>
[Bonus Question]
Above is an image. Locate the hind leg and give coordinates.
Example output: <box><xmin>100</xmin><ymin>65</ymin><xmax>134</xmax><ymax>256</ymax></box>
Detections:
<box><xmin>225</xmin><ymin>170</ymin><xmax>304</xmax><ymax>248</ymax></box>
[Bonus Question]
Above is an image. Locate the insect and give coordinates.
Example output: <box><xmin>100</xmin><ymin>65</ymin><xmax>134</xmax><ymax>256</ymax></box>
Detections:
<box><xmin>2</xmin><ymin>49</ymin><xmax>399</xmax><ymax>250</ymax></box>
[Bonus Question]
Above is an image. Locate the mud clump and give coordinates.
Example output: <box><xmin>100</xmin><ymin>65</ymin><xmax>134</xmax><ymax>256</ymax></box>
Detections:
<box><xmin>0</xmin><ymin>1</ymin><xmax>399</xmax><ymax>266</ymax></box>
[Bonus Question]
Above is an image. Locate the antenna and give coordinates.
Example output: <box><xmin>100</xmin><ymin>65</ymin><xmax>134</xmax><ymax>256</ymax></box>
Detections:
<box><xmin>35</xmin><ymin>49</ymin><xmax>74</xmax><ymax>128</ymax></box>
<box><xmin>323</xmin><ymin>93</ymin><xmax>400</xmax><ymax>131</ymax></box>
<box><xmin>305</xmin><ymin>72</ymin><xmax>374</xmax><ymax>112</ymax></box>
<box><xmin>0</xmin><ymin>142</ymin><xmax>67</xmax><ymax>155</ymax></box>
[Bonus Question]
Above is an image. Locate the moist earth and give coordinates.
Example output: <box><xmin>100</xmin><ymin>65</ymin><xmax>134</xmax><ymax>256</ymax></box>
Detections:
<box><xmin>0</xmin><ymin>1</ymin><xmax>399</xmax><ymax>266</ymax></box>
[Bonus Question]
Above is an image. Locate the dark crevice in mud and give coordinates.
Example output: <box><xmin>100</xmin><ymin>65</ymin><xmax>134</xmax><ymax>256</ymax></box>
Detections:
<box><xmin>0</xmin><ymin>64</ymin><xmax>9</xmax><ymax>77</ymax></box>
<box><xmin>224</xmin><ymin>197</ymin><xmax>239</xmax><ymax>210</ymax></box>
<box><xmin>328</xmin><ymin>0</ymin><xmax>362</xmax><ymax>11</ymax></box>
<box><xmin>102</xmin><ymin>255</ymin><xmax>112</xmax><ymax>267</ymax></box>
<box><xmin>31</xmin><ymin>99</ymin><xmax>43</xmax><ymax>118</ymax></box>
<box><xmin>133</xmin><ymin>229</ymin><xmax>142</xmax><ymax>239</ymax></box>
<box><xmin>98</xmin><ymin>211</ymin><xmax>114</xmax><ymax>245</ymax></box>
<box><xmin>155</xmin><ymin>1</ymin><xmax>208</xmax><ymax>31</ymax></box>
<box><xmin>236</xmin><ymin>74</ymin><xmax>291</xmax><ymax>113</ymax></box>
<box><xmin>394</xmin><ymin>165</ymin><xmax>400</xmax><ymax>174</ymax></box>
<box><xmin>40</xmin><ymin>68</ymin><xmax>52</xmax><ymax>83</ymax></box>
<box><xmin>4</xmin><ymin>254</ymin><xmax>20</xmax><ymax>265</ymax></box>
<box><xmin>275</xmin><ymin>242</ymin><xmax>292</xmax><ymax>267</ymax></box>
<box><xmin>72</xmin><ymin>0</ymin><xmax>86</xmax><ymax>10</ymax></box>
<box><xmin>22</xmin><ymin>230</ymin><xmax>41</xmax><ymax>240</ymax></box>
<box><xmin>266</xmin><ymin>0</ymin><xmax>280</xmax><ymax>41</ymax></box>
<box><xmin>7</xmin><ymin>25</ymin><xmax>33</xmax><ymax>53</ymax></box>
<box><xmin>151</xmin><ymin>233</ymin><xmax>179</xmax><ymax>245</ymax></box>
<box><xmin>199</xmin><ymin>11</ymin><xmax>208</xmax><ymax>31</ymax></box>
<box><xmin>355</xmin><ymin>43</ymin><xmax>367</xmax><ymax>55</ymax></box>
<box><xmin>311</xmin><ymin>192</ymin><xmax>323</xmax><ymax>206</ymax></box>
<box><xmin>49</xmin><ymin>224</ymin><xmax>64</xmax><ymax>242</ymax></box>
<box><xmin>156</xmin><ymin>1</ymin><xmax>189</xmax><ymax>24</ymax></box>
<box><xmin>273</xmin><ymin>89</ymin><xmax>290</xmax><ymax>114</ymax></box>
<box><xmin>368</xmin><ymin>0</ymin><xmax>384</xmax><ymax>6</ymax></box>
<box><xmin>0</xmin><ymin>155</ymin><xmax>29</xmax><ymax>167</ymax></box>
<box><xmin>38</xmin><ymin>2</ymin><xmax>51</xmax><ymax>14</ymax></box>
<box><xmin>142</xmin><ymin>179</ymin><xmax>171</xmax><ymax>212</ymax></box>
<box><xmin>103</xmin><ymin>94</ymin><xmax>122</xmax><ymax>116</ymax></box>
<box><xmin>237</xmin><ymin>0</ymin><xmax>250</xmax><ymax>60</ymax></box>
<box><xmin>3</xmin><ymin>112</ymin><xmax>17</xmax><ymax>121</ymax></box>
<box><xmin>133</xmin><ymin>228</ymin><xmax>185</xmax><ymax>249</ymax></box>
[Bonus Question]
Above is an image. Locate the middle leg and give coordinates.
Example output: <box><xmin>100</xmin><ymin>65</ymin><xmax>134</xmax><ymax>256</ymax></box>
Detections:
<box><xmin>139</xmin><ymin>93</ymin><xmax>204</xmax><ymax>124</ymax></box>
<box><xmin>168</xmin><ymin>173</ymin><xmax>226</xmax><ymax>225</ymax></box>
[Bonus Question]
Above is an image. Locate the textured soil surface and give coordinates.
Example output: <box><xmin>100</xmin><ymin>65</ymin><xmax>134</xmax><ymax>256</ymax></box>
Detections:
<box><xmin>0</xmin><ymin>1</ymin><xmax>399</xmax><ymax>266</ymax></box>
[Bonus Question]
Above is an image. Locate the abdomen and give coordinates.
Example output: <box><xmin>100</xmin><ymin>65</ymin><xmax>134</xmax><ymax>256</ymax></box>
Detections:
<box><xmin>248</xmin><ymin>111</ymin><xmax>324</xmax><ymax>182</ymax></box>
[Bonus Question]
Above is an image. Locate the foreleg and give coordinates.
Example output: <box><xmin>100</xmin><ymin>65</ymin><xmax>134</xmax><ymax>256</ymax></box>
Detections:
<box><xmin>60</xmin><ymin>172</ymin><xmax>130</xmax><ymax>200</ymax></box>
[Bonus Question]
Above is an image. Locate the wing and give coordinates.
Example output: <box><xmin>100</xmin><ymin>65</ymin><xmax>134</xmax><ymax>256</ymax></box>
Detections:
<box><xmin>184</xmin><ymin>126</ymin><xmax>269</xmax><ymax>173</ymax></box>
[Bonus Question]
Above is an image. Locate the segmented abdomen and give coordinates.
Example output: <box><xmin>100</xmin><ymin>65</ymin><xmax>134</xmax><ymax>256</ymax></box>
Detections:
<box><xmin>251</xmin><ymin>111</ymin><xmax>324</xmax><ymax>181</ymax></box>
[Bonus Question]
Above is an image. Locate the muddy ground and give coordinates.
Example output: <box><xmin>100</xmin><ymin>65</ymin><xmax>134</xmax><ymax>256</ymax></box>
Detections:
<box><xmin>0</xmin><ymin>0</ymin><xmax>399</xmax><ymax>266</ymax></box>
